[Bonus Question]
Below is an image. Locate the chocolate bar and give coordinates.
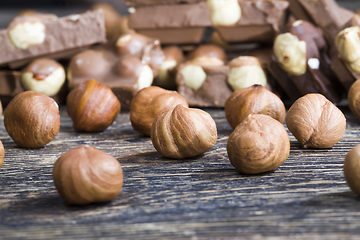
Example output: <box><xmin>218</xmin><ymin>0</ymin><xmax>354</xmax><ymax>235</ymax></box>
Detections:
<box><xmin>215</xmin><ymin>0</ymin><xmax>289</xmax><ymax>43</ymax></box>
<box><xmin>0</xmin><ymin>70</ymin><xmax>67</xmax><ymax>106</ymax></box>
<box><xmin>287</xmin><ymin>0</ymin><xmax>354</xmax><ymax>44</ymax></box>
<box><xmin>176</xmin><ymin>56</ymin><xmax>232</xmax><ymax>107</ymax></box>
<box><xmin>128</xmin><ymin>2</ymin><xmax>211</xmax><ymax>44</ymax></box>
<box><xmin>0</xmin><ymin>10</ymin><xmax>106</xmax><ymax>67</ymax></box>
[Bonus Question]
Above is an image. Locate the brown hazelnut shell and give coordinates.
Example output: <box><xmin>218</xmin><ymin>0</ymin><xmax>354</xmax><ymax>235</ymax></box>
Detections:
<box><xmin>227</xmin><ymin>114</ymin><xmax>290</xmax><ymax>175</ymax></box>
<box><xmin>225</xmin><ymin>84</ymin><xmax>286</xmax><ymax>129</ymax></box>
<box><xmin>348</xmin><ymin>78</ymin><xmax>360</xmax><ymax>120</ymax></box>
<box><xmin>286</xmin><ymin>93</ymin><xmax>346</xmax><ymax>149</ymax></box>
<box><xmin>344</xmin><ymin>144</ymin><xmax>360</xmax><ymax>196</ymax></box>
<box><xmin>151</xmin><ymin>105</ymin><xmax>217</xmax><ymax>159</ymax></box>
<box><xmin>67</xmin><ymin>79</ymin><xmax>121</xmax><ymax>132</ymax></box>
<box><xmin>0</xmin><ymin>140</ymin><xmax>4</xmax><ymax>169</ymax></box>
<box><xmin>4</xmin><ymin>91</ymin><xmax>60</xmax><ymax>149</ymax></box>
<box><xmin>130</xmin><ymin>86</ymin><xmax>188</xmax><ymax>136</ymax></box>
<box><xmin>53</xmin><ymin>145</ymin><xmax>123</xmax><ymax>205</ymax></box>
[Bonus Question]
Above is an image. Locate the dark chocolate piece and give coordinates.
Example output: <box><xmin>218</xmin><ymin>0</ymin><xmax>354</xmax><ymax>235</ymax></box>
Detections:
<box><xmin>0</xmin><ymin>10</ymin><xmax>106</xmax><ymax>67</ymax></box>
<box><xmin>288</xmin><ymin>0</ymin><xmax>354</xmax><ymax>44</ymax></box>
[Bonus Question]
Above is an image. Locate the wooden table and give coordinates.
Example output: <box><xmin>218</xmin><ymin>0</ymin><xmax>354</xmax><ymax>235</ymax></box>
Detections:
<box><xmin>1</xmin><ymin>104</ymin><xmax>360</xmax><ymax>240</ymax></box>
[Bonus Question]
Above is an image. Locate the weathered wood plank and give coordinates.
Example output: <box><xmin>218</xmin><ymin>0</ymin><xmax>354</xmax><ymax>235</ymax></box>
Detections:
<box><xmin>1</xmin><ymin>105</ymin><xmax>360</xmax><ymax>239</ymax></box>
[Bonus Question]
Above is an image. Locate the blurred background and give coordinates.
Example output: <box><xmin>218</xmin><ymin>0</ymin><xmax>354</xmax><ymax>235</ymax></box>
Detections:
<box><xmin>0</xmin><ymin>0</ymin><xmax>359</xmax><ymax>29</ymax></box>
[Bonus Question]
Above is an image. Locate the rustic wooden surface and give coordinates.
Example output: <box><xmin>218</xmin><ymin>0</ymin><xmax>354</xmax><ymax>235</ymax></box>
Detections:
<box><xmin>0</xmin><ymin>104</ymin><xmax>360</xmax><ymax>239</ymax></box>
<box><xmin>1</xmin><ymin>1</ymin><xmax>360</xmax><ymax>239</ymax></box>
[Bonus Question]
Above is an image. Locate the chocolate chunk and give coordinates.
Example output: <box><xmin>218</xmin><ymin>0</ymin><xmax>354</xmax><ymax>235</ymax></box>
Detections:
<box><xmin>68</xmin><ymin>33</ymin><xmax>164</xmax><ymax>109</ymax></box>
<box><xmin>0</xmin><ymin>70</ymin><xmax>68</xmax><ymax>106</ymax></box>
<box><xmin>330</xmin><ymin>47</ymin><xmax>360</xmax><ymax>91</ymax></box>
<box><xmin>215</xmin><ymin>0</ymin><xmax>289</xmax><ymax>43</ymax></box>
<box><xmin>288</xmin><ymin>0</ymin><xmax>354</xmax><ymax>44</ymax></box>
<box><xmin>0</xmin><ymin>10</ymin><xmax>106</xmax><ymax>67</ymax></box>
<box><xmin>270</xmin><ymin>20</ymin><xmax>342</xmax><ymax>102</ymax></box>
<box><xmin>176</xmin><ymin>61</ymin><xmax>232</xmax><ymax>107</ymax></box>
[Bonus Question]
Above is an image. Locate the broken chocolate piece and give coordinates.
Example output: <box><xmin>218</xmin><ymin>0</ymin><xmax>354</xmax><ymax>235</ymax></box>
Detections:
<box><xmin>288</xmin><ymin>0</ymin><xmax>354</xmax><ymax>45</ymax></box>
<box><xmin>215</xmin><ymin>0</ymin><xmax>289</xmax><ymax>43</ymax></box>
<box><xmin>0</xmin><ymin>10</ymin><xmax>106</xmax><ymax>67</ymax></box>
<box><xmin>176</xmin><ymin>59</ymin><xmax>232</xmax><ymax>107</ymax></box>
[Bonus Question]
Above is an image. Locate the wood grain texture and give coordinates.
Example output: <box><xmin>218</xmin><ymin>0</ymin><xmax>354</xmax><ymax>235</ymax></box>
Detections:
<box><xmin>1</xmin><ymin>104</ymin><xmax>360</xmax><ymax>239</ymax></box>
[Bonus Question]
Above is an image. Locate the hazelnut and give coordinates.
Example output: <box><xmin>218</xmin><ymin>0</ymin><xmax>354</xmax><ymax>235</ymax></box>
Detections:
<box><xmin>4</xmin><ymin>91</ymin><xmax>60</xmax><ymax>149</ymax></box>
<box><xmin>0</xmin><ymin>140</ymin><xmax>4</xmax><ymax>170</ymax></box>
<box><xmin>225</xmin><ymin>84</ymin><xmax>286</xmax><ymax>129</ymax></box>
<box><xmin>227</xmin><ymin>56</ymin><xmax>267</xmax><ymax>91</ymax></box>
<box><xmin>335</xmin><ymin>26</ymin><xmax>360</xmax><ymax>74</ymax></box>
<box><xmin>151</xmin><ymin>105</ymin><xmax>217</xmax><ymax>159</ymax></box>
<box><xmin>187</xmin><ymin>44</ymin><xmax>228</xmax><ymax>63</ymax></box>
<box><xmin>344</xmin><ymin>144</ymin><xmax>360</xmax><ymax>196</ymax></box>
<box><xmin>207</xmin><ymin>0</ymin><xmax>241</xmax><ymax>26</ymax></box>
<box><xmin>21</xmin><ymin>58</ymin><xmax>66</xmax><ymax>97</ymax></box>
<box><xmin>90</xmin><ymin>3</ymin><xmax>121</xmax><ymax>39</ymax></box>
<box><xmin>130</xmin><ymin>86</ymin><xmax>188</xmax><ymax>136</ymax></box>
<box><xmin>52</xmin><ymin>145</ymin><xmax>123</xmax><ymax>205</ymax></box>
<box><xmin>227</xmin><ymin>114</ymin><xmax>290</xmax><ymax>175</ymax></box>
<box><xmin>67</xmin><ymin>79</ymin><xmax>121</xmax><ymax>132</ymax></box>
<box><xmin>67</xmin><ymin>50</ymin><xmax>111</xmax><ymax>89</ymax></box>
<box><xmin>7</xmin><ymin>14</ymin><xmax>56</xmax><ymax>49</ymax></box>
<box><xmin>154</xmin><ymin>46</ymin><xmax>184</xmax><ymax>90</ymax></box>
<box><xmin>348</xmin><ymin>78</ymin><xmax>360</xmax><ymax>120</ymax></box>
<box><xmin>273</xmin><ymin>32</ymin><xmax>307</xmax><ymax>76</ymax></box>
<box><xmin>286</xmin><ymin>93</ymin><xmax>346</xmax><ymax>149</ymax></box>
<box><xmin>179</xmin><ymin>56</ymin><xmax>224</xmax><ymax>91</ymax></box>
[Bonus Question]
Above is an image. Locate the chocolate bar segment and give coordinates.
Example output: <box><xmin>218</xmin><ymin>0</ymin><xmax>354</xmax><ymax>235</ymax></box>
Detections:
<box><xmin>215</xmin><ymin>0</ymin><xmax>289</xmax><ymax>43</ymax></box>
<box><xmin>176</xmin><ymin>62</ymin><xmax>232</xmax><ymax>107</ymax></box>
<box><xmin>124</xmin><ymin>0</ymin><xmax>204</xmax><ymax>7</ymax></box>
<box><xmin>0</xmin><ymin>10</ymin><xmax>106</xmax><ymax>67</ymax></box>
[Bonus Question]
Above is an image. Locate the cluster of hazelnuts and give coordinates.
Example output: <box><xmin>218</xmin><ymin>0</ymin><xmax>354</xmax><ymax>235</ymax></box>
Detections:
<box><xmin>2</xmin><ymin>77</ymin><xmax>360</xmax><ymax>205</ymax></box>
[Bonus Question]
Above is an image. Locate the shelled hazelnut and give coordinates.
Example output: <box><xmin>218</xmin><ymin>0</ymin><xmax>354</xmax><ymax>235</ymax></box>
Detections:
<box><xmin>67</xmin><ymin>79</ymin><xmax>121</xmax><ymax>132</ymax></box>
<box><xmin>179</xmin><ymin>56</ymin><xmax>224</xmax><ymax>91</ymax></box>
<box><xmin>151</xmin><ymin>105</ymin><xmax>217</xmax><ymax>159</ymax></box>
<box><xmin>227</xmin><ymin>56</ymin><xmax>267</xmax><ymax>91</ymax></box>
<box><xmin>286</xmin><ymin>93</ymin><xmax>346</xmax><ymax>149</ymax></box>
<box><xmin>21</xmin><ymin>58</ymin><xmax>66</xmax><ymax>97</ymax></box>
<box><xmin>273</xmin><ymin>32</ymin><xmax>307</xmax><ymax>76</ymax></box>
<box><xmin>227</xmin><ymin>114</ymin><xmax>290</xmax><ymax>175</ymax></box>
<box><xmin>207</xmin><ymin>0</ymin><xmax>241</xmax><ymax>26</ymax></box>
<box><xmin>335</xmin><ymin>26</ymin><xmax>360</xmax><ymax>74</ymax></box>
<box><xmin>225</xmin><ymin>85</ymin><xmax>286</xmax><ymax>129</ymax></box>
<box><xmin>130</xmin><ymin>86</ymin><xmax>188</xmax><ymax>136</ymax></box>
<box><xmin>53</xmin><ymin>145</ymin><xmax>123</xmax><ymax>205</ymax></box>
<box><xmin>4</xmin><ymin>91</ymin><xmax>60</xmax><ymax>149</ymax></box>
